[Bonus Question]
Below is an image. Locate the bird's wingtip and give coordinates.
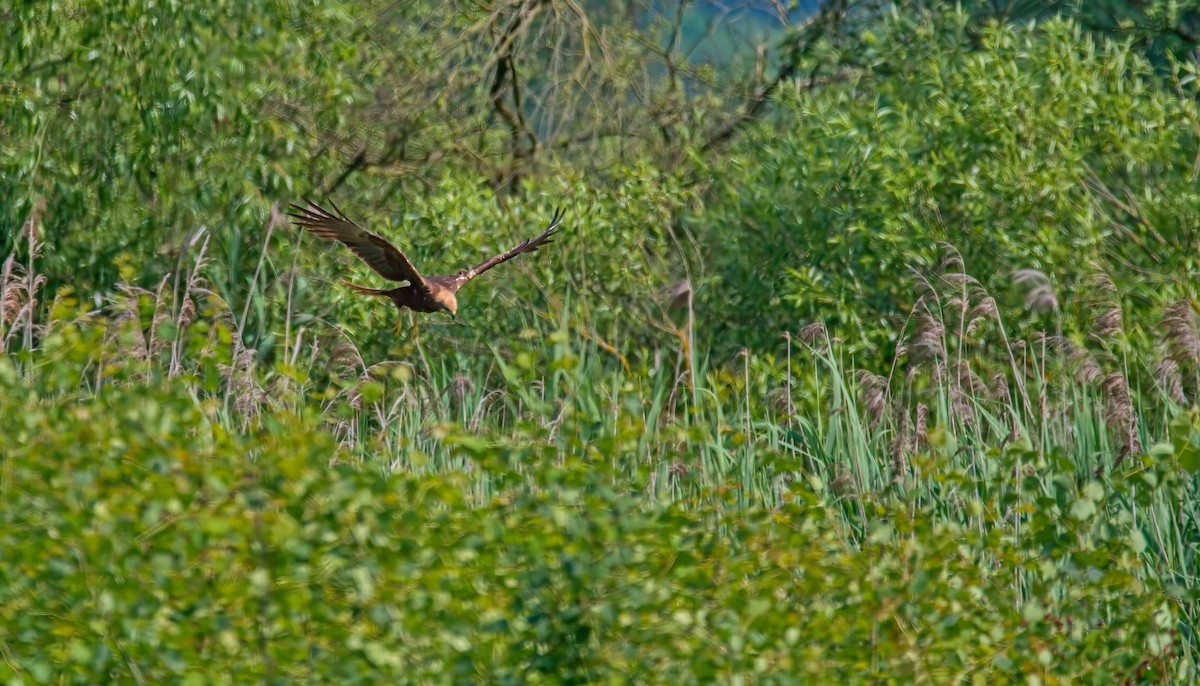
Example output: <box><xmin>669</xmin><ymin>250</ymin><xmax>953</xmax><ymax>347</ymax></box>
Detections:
<box><xmin>287</xmin><ymin>196</ymin><xmax>322</xmax><ymax>217</ymax></box>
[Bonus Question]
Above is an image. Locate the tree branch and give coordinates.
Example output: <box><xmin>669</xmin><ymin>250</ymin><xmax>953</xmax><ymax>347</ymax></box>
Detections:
<box><xmin>488</xmin><ymin>1</ymin><xmax>542</xmax><ymax>195</ymax></box>
<box><xmin>699</xmin><ymin>1</ymin><xmax>847</xmax><ymax>155</ymax></box>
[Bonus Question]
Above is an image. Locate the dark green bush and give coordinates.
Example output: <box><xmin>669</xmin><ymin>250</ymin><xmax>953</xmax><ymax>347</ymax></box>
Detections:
<box><xmin>0</xmin><ymin>324</ymin><xmax>1193</xmax><ymax>683</ymax></box>
<box><xmin>698</xmin><ymin>11</ymin><xmax>1200</xmax><ymax>353</ymax></box>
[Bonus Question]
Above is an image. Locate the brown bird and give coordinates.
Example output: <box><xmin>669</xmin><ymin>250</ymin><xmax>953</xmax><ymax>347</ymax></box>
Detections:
<box><xmin>287</xmin><ymin>198</ymin><xmax>565</xmax><ymax>320</ymax></box>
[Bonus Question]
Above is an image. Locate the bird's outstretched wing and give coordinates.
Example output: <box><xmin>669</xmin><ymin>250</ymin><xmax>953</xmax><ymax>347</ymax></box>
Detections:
<box><xmin>287</xmin><ymin>198</ymin><xmax>427</xmax><ymax>289</ymax></box>
<box><xmin>452</xmin><ymin>207</ymin><xmax>566</xmax><ymax>289</ymax></box>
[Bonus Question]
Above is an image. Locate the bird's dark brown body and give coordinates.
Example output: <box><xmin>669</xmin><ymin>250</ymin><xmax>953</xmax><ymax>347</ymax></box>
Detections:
<box><xmin>288</xmin><ymin>199</ymin><xmax>565</xmax><ymax>320</ymax></box>
<box><xmin>380</xmin><ymin>277</ymin><xmax>460</xmax><ymax>315</ymax></box>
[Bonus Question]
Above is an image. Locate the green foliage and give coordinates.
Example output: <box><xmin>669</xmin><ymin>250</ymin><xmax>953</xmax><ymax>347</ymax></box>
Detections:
<box><xmin>1</xmin><ymin>1</ymin><xmax>705</xmax><ymax>364</ymax></box>
<box><xmin>699</xmin><ymin>10</ymin><xmax>1200</xmax><ymax>352</ymax></box>
<box><xmin>4</xmin><ymin>1</ymin><xmax>340</xmax><ymax>286</ymax></box>
<box><xmin>958</xmin><ymin>0</ymin><xmax>1200</xmax><ymax>67</ymax></box>
<box><xmin>0</xmin><ymin>325</ymin><xmax>1195</xmax><ymax>683</ymax></box>
<box><xmin>6</xmin><ymin>1</ymin><xmax>1200</xmax><ymax>682</ymax></box>
<box><xmin>0</xmin><ymin>0</ymin><xmax>766</xmax><ymax>309</ymax></box>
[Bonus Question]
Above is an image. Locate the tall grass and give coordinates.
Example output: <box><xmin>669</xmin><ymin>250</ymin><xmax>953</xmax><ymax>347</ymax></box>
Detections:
<box><xmin>3</xmin><ymin>232</ymin><xmax>1199</xmax><ymax>680</ymax></box>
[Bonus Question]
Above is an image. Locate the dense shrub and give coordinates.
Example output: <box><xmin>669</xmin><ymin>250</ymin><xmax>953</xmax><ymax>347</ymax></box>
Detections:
<box><xmin>698</xmin><ymin>11</ymin><xmax>1200</xmax><ymax>353</ymax></box>
<box><xmin>1</xmin><ymin>309</ymin><xmax>1197</xmax><ymax>683</ymax></box>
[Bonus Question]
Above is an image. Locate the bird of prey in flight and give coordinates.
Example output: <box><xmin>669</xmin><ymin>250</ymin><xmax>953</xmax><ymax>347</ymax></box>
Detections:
<box><xmin>288</xmin><ymin>198</ymin><xmax>565</xmax><ymax>320</ymax></box>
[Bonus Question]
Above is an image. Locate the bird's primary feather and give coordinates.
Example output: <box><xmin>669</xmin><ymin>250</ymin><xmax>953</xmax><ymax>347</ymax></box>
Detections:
<box><xmin>287</xmin><ymin>198</ymin><xmax>428</xmax><ymax>290</ymax></box>
<box><xmin>450</xmin><ymin>206</ymin><xmax>567</xmax><ymax>290</ymax></box>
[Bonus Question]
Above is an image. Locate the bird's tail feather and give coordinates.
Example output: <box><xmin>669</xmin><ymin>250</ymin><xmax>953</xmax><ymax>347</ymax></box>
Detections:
<box><xmin>342</xmin><ymin>281</ymin><xmax>391</xmax><ymax>296</ymax></box>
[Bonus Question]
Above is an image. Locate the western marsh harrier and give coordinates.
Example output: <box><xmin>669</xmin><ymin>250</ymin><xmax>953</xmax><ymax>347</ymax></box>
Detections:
<box><xmin>288</xmin><ymin>198</ymin><xmax>565</xmax><ymax>319</ymax></box>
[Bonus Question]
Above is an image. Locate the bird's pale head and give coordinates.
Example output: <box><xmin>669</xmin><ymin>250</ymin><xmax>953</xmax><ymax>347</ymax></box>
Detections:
<box><xmin>433</xmin><ymin>290</ymin><xmax>458</xmax><ymax>316</ymax></box>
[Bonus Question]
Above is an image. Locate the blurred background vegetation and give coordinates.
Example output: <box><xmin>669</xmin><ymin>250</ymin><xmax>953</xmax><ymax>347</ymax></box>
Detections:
<box><xmin>4</xmin><ymin>0</ymin><xmax>1200</xmax><ymax>682</ymax></box>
